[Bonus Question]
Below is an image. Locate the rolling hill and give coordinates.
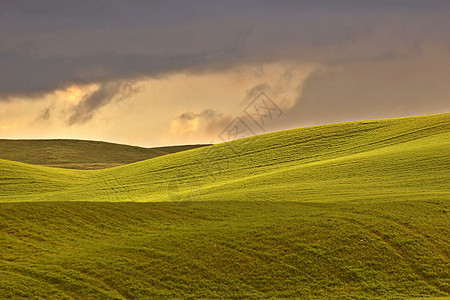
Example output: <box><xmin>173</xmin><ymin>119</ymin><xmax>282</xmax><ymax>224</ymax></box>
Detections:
<box><xmin>0</xmin><ymin>113</ymin><xmax>449</xmax><ymax>299</ymax></box>
<box><xmin>0</xmin><ymin>139</ymin><xmax>208</xmax><ymax>169</ymax></box>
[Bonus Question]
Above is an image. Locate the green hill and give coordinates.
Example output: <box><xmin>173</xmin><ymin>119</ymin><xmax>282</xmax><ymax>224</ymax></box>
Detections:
<box><xmin>0</xmin><ymin>139</ymin><xmax>208</xmax><ymax>169</ymax></box>
<box><xmin>0</xmin><ymin>113</ymin><xmax>449</xmax><ymax>299</ymax></box>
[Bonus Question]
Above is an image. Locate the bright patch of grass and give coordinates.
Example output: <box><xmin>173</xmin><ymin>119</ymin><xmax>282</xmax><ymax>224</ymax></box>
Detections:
<box><xmin>1</xmin><ymin>113</ymin><xmax>448</xmax><ymax>204</ymax></box>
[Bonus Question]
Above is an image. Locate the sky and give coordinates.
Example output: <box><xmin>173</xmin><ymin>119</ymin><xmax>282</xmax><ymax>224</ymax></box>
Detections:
<box><xmin>0</xmin><ymin>0</ymin><xmax>449</xmax><ymax>147</ymax></box>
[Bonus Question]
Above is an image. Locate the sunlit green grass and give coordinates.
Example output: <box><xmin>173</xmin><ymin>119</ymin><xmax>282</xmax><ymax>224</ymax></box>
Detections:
<box><xmin>0</xmin><ymin>113</ymin><xmax>449</xmax><ymax>299</ymax></box>
<box><xmin>2</xmin><ymin>113</ymin><xmax>448</xmax><ymax>204</ymax></box>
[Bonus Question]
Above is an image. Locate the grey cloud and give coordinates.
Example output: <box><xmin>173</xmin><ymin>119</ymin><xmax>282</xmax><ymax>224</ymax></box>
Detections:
<box><xmin>0</xmin><ymin>49</ymin><xmax>242</xmax><ymax>99</ymax></box>
<box><xmin>275</xmin><ymin>51</ymin><xmax>450</xmax><ymax>131</ymax></box>
<box><xmin>178</xmin><ymin>112</ymin><xmax>196</xmax><ymax>121</ymax></box>
<box><xmin>172</xmin><ymin>72</ymin><xmax>299</xmax><ymax>139</ymax></box>
<box><xmin>0</xmin><ymin>1</ymin><xmax>449</xmax><ymax>99</ymax></box>
<box><xmin>176</xmin><ymin>109</ymin><xmax>223</xmax><ymax>123</ymax></box>
<box><xmin>243</xmin><ymin>84</ymin><xmax>271</xmax><ymax>106</ymax></box>
<box><xmin>203</xmin><ymin>45</ymin><xmax>450</xmax><ymax>138</ymax></box>
<box><xmin>35</xmin><ymin>106</ymin><xmax>52</xmax><ymax>122</ymax></box>
<box><xmin>171</xmin><ymin>108</ymin><xmax>231</xmax><ymax>139</ymax></box>
<box><xmin>68</xmin><ymin>81</ymin><xmax>139</xmax><ymax>125</ymax></box>
<box><xmin>242</xmin><ymin>69</ymin><xmax>303</xmax><ymax>110</ymax></box>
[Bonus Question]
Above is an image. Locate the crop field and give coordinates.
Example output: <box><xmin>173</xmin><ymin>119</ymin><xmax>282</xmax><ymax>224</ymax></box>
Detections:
<box><xmin>0</xmin><ymin>113</ymin><xmax>449</xmax><ymax>299</ymax></box>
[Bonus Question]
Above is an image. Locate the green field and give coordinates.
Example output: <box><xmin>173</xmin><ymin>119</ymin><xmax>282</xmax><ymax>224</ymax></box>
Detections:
<box><xmin>0</xmin><ymin>113</ymin><xmax>449</xmax><ymax>299</ymax></box>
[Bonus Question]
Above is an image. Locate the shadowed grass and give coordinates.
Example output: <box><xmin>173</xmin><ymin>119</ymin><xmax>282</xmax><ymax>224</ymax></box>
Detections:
<box><xmin>0</xmin><ymin>201</ymin><xmax>448</xmax><ymax>299</ymax></box>
<box><xmin>0</xmin><ymin>139</ymin><xmax>208</xmax><ymax>170</ymax></box>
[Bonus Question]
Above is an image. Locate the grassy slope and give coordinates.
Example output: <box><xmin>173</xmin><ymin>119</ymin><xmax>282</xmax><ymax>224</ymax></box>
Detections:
<box><xmin>1</xmin><ymin>113</ymin><xmax>448</xmax><ymax>204</ymax></box>
<box><xmin>0</xmin><ymin>139</ymin><xmax>208</xmax><ymax>169</ymax></box>
<box><xmin>0</xmin><ymin>113</ymin><xmax>449</xmax><ymax>299</ymax></box>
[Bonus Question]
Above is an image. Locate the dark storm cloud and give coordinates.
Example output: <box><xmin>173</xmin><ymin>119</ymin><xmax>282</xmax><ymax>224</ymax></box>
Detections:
<box><xmin>1</xmin><ymin>0</ymin><xmax>449</xmax><ymax>100</ymax></box>
<box><xmin>0</xmin><ymin>49</ymin><xmax>240</xmax><ymax>98</ymax></box>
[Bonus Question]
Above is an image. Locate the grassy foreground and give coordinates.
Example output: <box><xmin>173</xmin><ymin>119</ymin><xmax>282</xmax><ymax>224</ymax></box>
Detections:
<box><xmin>0</xmin><ymin>113</ymin><xmax>449</xmax><ymax>299</ymax></box>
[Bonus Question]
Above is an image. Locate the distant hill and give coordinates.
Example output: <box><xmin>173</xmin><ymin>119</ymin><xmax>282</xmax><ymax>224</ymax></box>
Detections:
<box><xmin>0</xmin><ymin>139</ymin><xmax>209</xmax><ymax>169</ymax></box>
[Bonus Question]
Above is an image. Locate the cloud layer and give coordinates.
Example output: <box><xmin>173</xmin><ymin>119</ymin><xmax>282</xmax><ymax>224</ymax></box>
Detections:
<box><xmin>1</xmin><ymin>1</ymin><xmax>448</xmax><ymax>98</ymax></box>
